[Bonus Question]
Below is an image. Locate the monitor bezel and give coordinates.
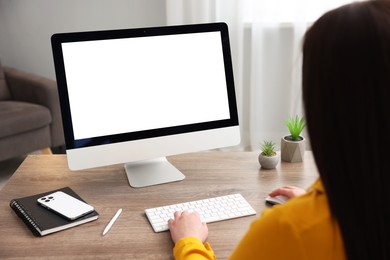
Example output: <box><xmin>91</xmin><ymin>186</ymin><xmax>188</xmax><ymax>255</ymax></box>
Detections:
<box><xmin>51</xmin><ymin>22</ymin><xmax>239</xmax><ymax>151</ymax></box>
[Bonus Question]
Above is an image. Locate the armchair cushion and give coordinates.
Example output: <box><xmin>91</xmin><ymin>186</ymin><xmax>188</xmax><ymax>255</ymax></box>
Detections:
<box><xmin>4</xmin><ymin>66</ymin><xmax>64</xmax><ymax>148</ymax></box>
<box><xmin>0</xmin><ymin>60</ymin><xmax>11</xmax><ymax>100</ymax></box>
<box><xmin>0</xmin><ymin>62</ymin><xmax>65</xmax><ymax>161</ymax></box>
<box><xmin>0</xmin><ymin>101</ymin><xmax>51</xmax><ymax>139</ymax></box>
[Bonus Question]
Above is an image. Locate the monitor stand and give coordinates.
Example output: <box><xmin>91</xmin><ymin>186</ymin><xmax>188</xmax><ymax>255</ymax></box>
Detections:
<box><xmin>124</xmin><ymin>157</ymin><xmax>185</xmax><ymax>188</ymax></box>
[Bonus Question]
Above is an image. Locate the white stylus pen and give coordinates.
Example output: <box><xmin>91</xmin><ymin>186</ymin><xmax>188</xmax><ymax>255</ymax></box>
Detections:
<box><xmin>102</xmin><ymin>208</ymin><xmax>122</xmax><ymax>236</ymax></box>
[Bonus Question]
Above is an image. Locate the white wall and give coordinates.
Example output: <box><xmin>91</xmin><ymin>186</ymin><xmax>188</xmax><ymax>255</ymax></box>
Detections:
<box><xmin>0</xmin><ymin>0</ymin><xmax>166</xmax><ymax>79</ymax></box>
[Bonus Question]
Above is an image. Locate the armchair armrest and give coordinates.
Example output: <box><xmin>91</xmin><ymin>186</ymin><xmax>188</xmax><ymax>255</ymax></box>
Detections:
<box><xmin>4</xmin><ymin>67</ymin><xmax>64</xmax><ymax>147</ymax></box>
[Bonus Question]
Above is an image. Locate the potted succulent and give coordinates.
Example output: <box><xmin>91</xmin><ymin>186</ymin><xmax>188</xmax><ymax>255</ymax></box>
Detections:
<box><xmin>281</xmin><ymin>115</ymin><xmax>306</xmax><ymax>163</ymax></box>
<box><xmin>258</xmin><ymin>141</ymin><xmax>279</xmax><ymax>169</ymax></box>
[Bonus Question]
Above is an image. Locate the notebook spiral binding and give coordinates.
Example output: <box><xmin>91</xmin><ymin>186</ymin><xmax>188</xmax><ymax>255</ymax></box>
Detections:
<box><xmin>10</xmin><ymin>200</ymin><xmax>41</xmax><ymax>236</ymax></box>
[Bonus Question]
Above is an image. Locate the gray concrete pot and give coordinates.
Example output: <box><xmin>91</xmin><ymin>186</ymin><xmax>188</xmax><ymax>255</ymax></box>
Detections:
<box><xmin>258</xmin><ymin>152</ymin><xmax>280</xmax><ymax>169</ymax></box>
<box><xmin>281</xmin><ymin>135</ymin><xmax>305</xmax><ymax>163</ymax></box>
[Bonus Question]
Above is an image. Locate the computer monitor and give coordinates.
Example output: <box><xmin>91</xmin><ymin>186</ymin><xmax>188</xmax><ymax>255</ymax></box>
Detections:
<box><xmin>51</xmin><ymin>22</ymin><xmax>240</xmax><ymax>188</ymax></box>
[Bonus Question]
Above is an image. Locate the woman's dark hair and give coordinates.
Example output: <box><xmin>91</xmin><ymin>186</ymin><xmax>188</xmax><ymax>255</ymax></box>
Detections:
<box><xmin>303</xmin><ymin>1</ymin><xmax>390</xmax><ymax>259</ymax></box>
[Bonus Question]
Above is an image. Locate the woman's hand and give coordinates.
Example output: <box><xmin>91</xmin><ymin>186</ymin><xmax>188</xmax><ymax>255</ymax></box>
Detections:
<box><xmin>168</xmin><ymin>211</ymin><xmax>209</xmax><ymax>243</ymax></box>
<box><xmin>269</xmin><ymin>186</ymin><xmax>306</xmax><ymax>199</ymax></box>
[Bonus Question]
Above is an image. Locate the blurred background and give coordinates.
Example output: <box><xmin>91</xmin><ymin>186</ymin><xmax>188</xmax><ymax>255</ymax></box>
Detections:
<box><xmin>0</xmin><ymin>0</ymin><xmax>360</xmax><ymax>184</ymax></box>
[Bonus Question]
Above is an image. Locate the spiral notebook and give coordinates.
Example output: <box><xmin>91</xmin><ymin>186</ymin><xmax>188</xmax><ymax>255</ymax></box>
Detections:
<box><xmin>9</xmin><ymin>187</ymin><xmax>99</xmax><ymax>236</ymax></box>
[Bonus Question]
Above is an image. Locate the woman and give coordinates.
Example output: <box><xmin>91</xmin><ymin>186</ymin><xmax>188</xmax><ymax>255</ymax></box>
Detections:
<box><xmin>168</xmin><ymin>1</ymin><xmax>390</xmax><ymax>259</ymax></box>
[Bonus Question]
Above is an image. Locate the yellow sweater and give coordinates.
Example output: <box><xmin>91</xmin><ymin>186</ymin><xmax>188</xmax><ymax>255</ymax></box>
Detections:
<box><xmin>173</xmin><ymin>179</ymin><xmax>346</xmax><ymax>260</ymax></box>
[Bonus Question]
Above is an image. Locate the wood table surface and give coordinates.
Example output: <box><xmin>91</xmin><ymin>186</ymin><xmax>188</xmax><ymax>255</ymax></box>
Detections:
<box><xmin>0</xmin><ymin>151</ymin><xmax>318</xmax><ymax>259</ymax></box>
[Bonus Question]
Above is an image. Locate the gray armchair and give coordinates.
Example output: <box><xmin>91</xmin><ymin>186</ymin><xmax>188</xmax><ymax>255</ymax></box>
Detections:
<box><xmin>0</xmin><ymin>60</ymin><xmax>65</xmax><ymax>161</ymax></box>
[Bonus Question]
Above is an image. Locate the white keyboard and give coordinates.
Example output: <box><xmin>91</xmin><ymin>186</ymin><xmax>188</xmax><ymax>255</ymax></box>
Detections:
<box><xmin>145</xmin><ymin>193</ymin><xmax>256</xmax><ymax>232</ymax></box>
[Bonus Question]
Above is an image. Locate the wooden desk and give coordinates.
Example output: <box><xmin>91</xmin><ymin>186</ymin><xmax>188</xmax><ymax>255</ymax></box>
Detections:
<box><xmin>0</xmin><ymin>152</ymin><xmax>318</xmax><ymax>259</ymax></box>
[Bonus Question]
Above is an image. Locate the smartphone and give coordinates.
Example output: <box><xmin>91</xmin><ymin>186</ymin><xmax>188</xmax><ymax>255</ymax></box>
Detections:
<box><xmin>37</xmin><ymin>191</ymin><xmax>94</xmax><ymax>220</ymax></box>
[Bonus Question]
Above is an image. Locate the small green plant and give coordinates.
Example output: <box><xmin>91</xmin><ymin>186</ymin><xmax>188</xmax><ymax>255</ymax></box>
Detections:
<box><xmin>285</xmin><ymin>115</ymin><xmax>306</xmax><ymax>141</ymax></box>
<box><xmin>260</xmin><ymin>141</ymin><xmax>276</xmax><ymax>157</ymax></box>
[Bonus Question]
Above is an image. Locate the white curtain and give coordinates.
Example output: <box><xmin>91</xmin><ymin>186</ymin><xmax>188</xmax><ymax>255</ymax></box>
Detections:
<box><xmin>166</xmin><ymin>0</ymin><xmax>360</xmax><ymax>151</ymax></box>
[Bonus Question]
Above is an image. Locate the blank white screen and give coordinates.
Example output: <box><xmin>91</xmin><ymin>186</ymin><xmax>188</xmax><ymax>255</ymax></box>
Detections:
<box><xmin>62</xmin><ymin>31</ymin><xmax>230</xmax><ymax>140</ymax></box>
